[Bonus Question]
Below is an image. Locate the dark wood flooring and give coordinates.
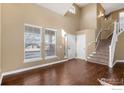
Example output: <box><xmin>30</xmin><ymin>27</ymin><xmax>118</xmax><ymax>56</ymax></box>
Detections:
<box><xmin>2</xmin><ymin>59</ymin><xmax>124</xmax><ymax>85</ymax></box>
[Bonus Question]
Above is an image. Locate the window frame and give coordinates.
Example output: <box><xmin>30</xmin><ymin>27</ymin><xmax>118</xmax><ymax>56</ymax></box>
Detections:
<box><xmin>68</xmin><ymin>5</ymin><xmax>76</xmax><ymax>14</ymax></box>
<box><xmin>24</xmin><ymin>24</ymin><xmax>42</xmax><ymax>63</ymax></box>
<box><xmin>64</xmin><ymin>34</ymin><xmax>68</xmax><ymax>58</ymax></box>
<box><xmin>44</xmin><ymin>28</ymin><xmax>57</xmax><ymax>59</ymax></box>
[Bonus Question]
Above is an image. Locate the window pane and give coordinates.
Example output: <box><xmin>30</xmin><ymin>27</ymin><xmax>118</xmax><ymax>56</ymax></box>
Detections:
<box><xmin>45</xmin><ymin>29</ymin><xmax>56</xmax><ymax>57</ymax></box>
<box><xmin>45</xmin><ymin>44</ymin><xmax>55</xmax><ymax>56</ymax></box>
<box><xmin>45</xmin><ymin>30</ymin><xmax>55</xmax><ymax>44</ymax></box>
<box><xmin>24</xmin><ymin>25</ymin><xmax>41</xmax><ymax>59</ymax></box>
<box><xmin>64</xmin><ymin>34</ymin><xmax>68</xmax><ymax>57</ymax></box>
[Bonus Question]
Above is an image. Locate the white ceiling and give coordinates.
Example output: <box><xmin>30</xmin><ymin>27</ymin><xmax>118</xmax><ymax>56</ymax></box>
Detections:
<box><xmin>120</xmin><ymin>12</ymin><xmax>124</xmax><ymax>18</ymax></box>
<box><xmin>78</xmin><ymin>3</ymin><xmax>124</xmax><ymax>15</ymax></box>
<box><xmin>76</xmin><ymin>3</ymin><xmax>89</xmax><ymax>8</ymax></box>
<box><xmin>37</xmin><ymin>3</ymin><xmax>72</xmax><ymax>16</ymax></box>
<box><xmin>36</xmin><ymin>3</ymin><xmax>124</xmax><ymax>16</ymax></box>
<box><xmin>101</xmin><ymin>3</ymin><xmax>124</xmax><ymax>15</ymax></box>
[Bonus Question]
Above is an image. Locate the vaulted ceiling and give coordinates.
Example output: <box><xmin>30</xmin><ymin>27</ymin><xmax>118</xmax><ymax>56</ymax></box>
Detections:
<box><xmin>77</xmin><ymin>3</ymin><xmax>124</xmax><ymax>15</ymax></box>
<box><xmin>76</xmin><ymin>3</ymin><xmax>89</xmax><ymax>8</ymax></box>
<box><xmin>101</xmin><ymin>3</ymin><xmax>124</xmax><ymax>14</ymax></box>
<box><xmin>36</xmin><ymin>3</ymin><xmax>124</xmax><ymax>16</ymax></box>
<box><xmin>36</xmin><ymin>3</ymin><xmax>72</xmax><ymax>16</ymax></box>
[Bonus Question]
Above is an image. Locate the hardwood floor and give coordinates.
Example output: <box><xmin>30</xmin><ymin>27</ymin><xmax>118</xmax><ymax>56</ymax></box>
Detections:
<box><xmin>2</xmin><ymin>59</ymin><xmax>124</xmax><ymax>85</ymax></box>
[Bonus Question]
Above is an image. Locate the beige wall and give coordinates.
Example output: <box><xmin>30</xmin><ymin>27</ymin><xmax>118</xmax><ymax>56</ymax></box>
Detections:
<box><xmin>109</xmin><ymin>8</ymin><xmax>124</xmax><ymax>22</ymax></box>
<box><xmin>97</xmin><ymin>4</ymin><xmax>115</xmax><ymax>40</ymax></box>
<box><xmin>100</xmin><ymin>9</ymin><xmax>115</xmax><ymax>39</ymax></box>
<box><xmin>78</xmin><ymin>4</ymin><xmax>97</xmax><ymax>57</ymax></box>
<box><xmin>0</xmin><ymin>4</ymin><xmax>1</xmax><ymax>76</ymax></box>
<box><xmin>97</xmin><ymin>3</ymin><xmax>105</xmax><ymax>31</ymax></box>
<box><xmin>2</xmin><ymin>4</ymin><xmax>80</xmax><ymax>72</ymax></box>
<box><xmin>80</xmin><ymin>4</ymin><xmax>97</xmax><ymax>30</ymax></box>
<box><xmin>114</xmin><ymin>32</ymin><xmax>124</xmax><ymax>61</ymax></box>
<box><xmin>97</xmin><ymin>3</ymin><xmax>105</xmax><ymax>37</ymax></box>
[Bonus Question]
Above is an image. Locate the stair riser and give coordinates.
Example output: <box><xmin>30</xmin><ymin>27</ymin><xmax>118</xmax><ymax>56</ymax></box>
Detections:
<box><xmin>87</xmin><ymin>36</ymin><xmax>111</xmax><ymax>65</ymax></box>
<box><xmin>90</xmin><ymin>56</ymin><xmax>109</xmax><ymax>60</ymax></box>
<box><xmin>95</xmin><ymin>52</ymin><xmax>109</xmax><ymax>55</ymax></box>
<box><xmin>87</xmin><ymin>58</ymin><xmax>108</xmax><ymax>63</ymax></box>
<box><xmin>87</xmin><ymin>60</ymin><xmax>108</xmax><ymax>64</ymax></box>
<box><xmin>87</xmin><ymin>60</ymin><xmax>108</xmax><ymax>65</ymax></box>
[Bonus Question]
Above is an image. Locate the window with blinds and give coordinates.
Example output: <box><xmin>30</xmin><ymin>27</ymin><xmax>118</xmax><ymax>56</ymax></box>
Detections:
<box><xmin>24</xmin><ymin>24</ymin><xmax>42</xmax><ymax>62</ymax></box>
<box><xmin>45</xmin><ymin>29</ymin><xmax>56</xmax><ymax>58</ymax></box>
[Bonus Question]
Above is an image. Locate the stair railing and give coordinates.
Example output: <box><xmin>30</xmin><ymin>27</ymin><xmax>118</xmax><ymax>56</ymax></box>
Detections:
<box><xmin>86</xmin><ymin>29</ymin><xmax>102</xmax><ymax>58</ymax></box>
<box><xmin>109</xmin><ymin>21</ymin><xmax>119</xmax><ymax>68</ymax></box>
<box><xmin>95</xmin><ymin>28</ymin><xmax>102</xmax><ymax>50</ymax></box>
<box><xmin>104</xmin><ymin>22</ymin><xmax>114</xmax><ymax>39</ymax></box>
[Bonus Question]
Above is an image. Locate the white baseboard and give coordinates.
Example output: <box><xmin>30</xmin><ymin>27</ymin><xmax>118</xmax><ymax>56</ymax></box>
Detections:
<box><xmin>0</xmin><ymin>77</ymin><xmax>1</xmax><ymax>85</ymax></box>
<box><xmin>67</xmin><ymin>58</ymin><xmax>75</xmax><ymax>60</ymax></box>
<box><xmin>0</xmin><ymin>59</ymin><xmax>71</xmax><ymax>85</ymax></box>
<box><xmin>89</xmin><ymin>54</ymin><xmax>93</xmax><ymax>57</ymax></box>
<box><xmin>112</xmin><ymin>61</ymin><xmax>118</xmax><ymax>67</ymax></box>
<box><xmin>2</xmin><ymin>59</ymin><xmax>70</xmax><ymax>77</ymax></box>
<box><xmin>92</xmin><ymin>52</ymin><xmax>96</xmax><ymax>54</ymax></box>
<box><xmin>75</xmin><ymin>57</ymin><xmax>86</xmax><ymax>61</ymax></box>
<box><xmin>0</xmin><ymin>74</ymin><xmax>4</xmax><ymax>85</ymax></box>
<box><xmin>112</xmin><ymin>60</ymin><xmax>124</xmax><ymax>67</ymax></box>
<box><xmin>115</xmin><ymin>60</ymin><xmax>124</xmax><ymax>63</ymax></box>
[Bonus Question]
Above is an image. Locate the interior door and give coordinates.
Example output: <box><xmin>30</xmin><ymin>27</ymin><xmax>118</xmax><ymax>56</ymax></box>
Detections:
<box><xmin>76</xmin><ymin>34</ymin><xmax>86</xmax><ymax>59</ymax></box>
<box><xmin>67</xmin><ymin>34</ymin><xmax>76</xmax><ymax>59</ymax></box>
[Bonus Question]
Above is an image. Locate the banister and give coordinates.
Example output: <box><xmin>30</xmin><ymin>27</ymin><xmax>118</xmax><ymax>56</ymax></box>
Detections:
<box><xmin>109</xmin><ymin>21</ymin><xmax>119</xmax><ymax>68</ymax></box>
<box><xmin>87</xmin><ymin>28</ymin><xmax>102</xmax><ymax>47</ymax></box>
<box><xmin>95</xmin><ymin>28</ymin><xmax>102</xmax><ymax>50</ymax></box>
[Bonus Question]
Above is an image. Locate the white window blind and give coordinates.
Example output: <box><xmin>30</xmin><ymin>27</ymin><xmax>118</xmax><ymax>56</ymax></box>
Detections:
<box><xmin>24</xmin><ymin>24</ymin><xmax>42</xmax><ymax>61</ymax></box>
<box><xmin>45</xmin><ymin>29</ymin><xmax>56</xmax><ymax>57</ymax></box>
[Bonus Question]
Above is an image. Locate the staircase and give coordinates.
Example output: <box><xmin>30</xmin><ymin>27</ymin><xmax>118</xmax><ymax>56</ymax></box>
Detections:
<box><xmin>87</xmin><ymin>21</ymin><xmax>120</xmax><ymax>67</ymax></box>
<box><xmin>87</xmin><ymin>35</ymin><xmax>112</xmax><ymax>65</ymax></box>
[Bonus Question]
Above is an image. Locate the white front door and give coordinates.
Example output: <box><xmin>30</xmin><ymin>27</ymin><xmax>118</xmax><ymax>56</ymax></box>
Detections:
<box><xmin>76</xmin><ymin>34</ymin><xmax>86</xmax><ymax>59</ymax></box>
<box><xmin>67</xmin><ymin>34</ymin><xmax>76</xmax><ymax>59</ymax></box>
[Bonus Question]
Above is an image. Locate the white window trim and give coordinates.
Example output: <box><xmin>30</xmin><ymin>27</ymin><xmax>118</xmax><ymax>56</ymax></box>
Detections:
<box><xmin>24</xmin><ymin>24</ymin><xmax>43</xmax><ymax>63</ymax></box>
<box><xmin>45</xmin><ymin>56</ymin><xmax>58</xmax><ymax>59</ymax></box>
<box><xmin>68</xmin><ymin>5</ymin><xmax>76</xmax><ymax>14</ymax></box>
<box><xmin>45</xmin><ymin>28</ymin><xmax>57</xmax><ymax>59</ymax></box>
<box><xmin>64</xmin><ymin>34</ymin><xmax>68</xmax><ymax>58</ymax></box>
<box><xmin>24</xmin><ymin>58</ymin><xmax>43</xmax><ymax>63</ymax></box>
<box><xmin>45</xmin><ymin>28</ymin><xmax>57</xmax><ymax>32</ymax></box>
<box><xmin>24</xmin><ymin>23</ymin><xmax>42</xmax><ymax>29</ymax></box>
